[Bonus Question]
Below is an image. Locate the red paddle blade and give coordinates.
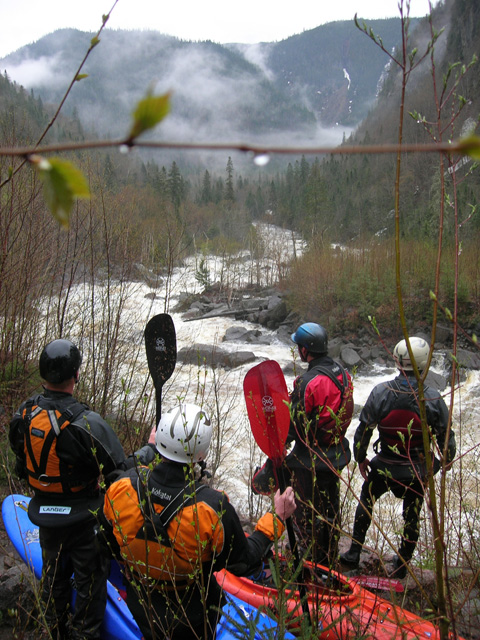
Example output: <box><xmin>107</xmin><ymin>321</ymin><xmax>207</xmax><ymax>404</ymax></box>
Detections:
<box><xmin>243</xmin><ymin>360</ymin><xmax>290</xmax><ymax>463</ymax></box>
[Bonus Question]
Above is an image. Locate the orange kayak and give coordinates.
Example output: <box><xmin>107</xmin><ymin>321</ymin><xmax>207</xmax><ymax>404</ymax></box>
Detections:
<box><xmin>215</xmin><ymin>562</ymin><xmax>463</xmax><ymax>639</ymax></box>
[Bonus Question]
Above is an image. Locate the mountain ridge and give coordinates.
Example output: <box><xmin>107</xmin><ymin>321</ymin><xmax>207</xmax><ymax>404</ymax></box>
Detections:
<box><xmin>0</xmin><ymin>18</ymin><xmax>411</xmax><ymax>149</ymax></box>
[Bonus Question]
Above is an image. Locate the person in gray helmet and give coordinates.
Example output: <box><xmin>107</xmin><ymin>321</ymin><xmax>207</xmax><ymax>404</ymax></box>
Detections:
<box><xmin>9</xmin><ymin>339</ymin><xmax>126</xmax><ymax>640</ymax></box>
<box><xmin>340</xmin><ymin>337</ymin><xmax>456</xmax><ymax>578</ymax></box>
<box><xmin>253</xmin><ymin>322</ymin><xmax>354</xmax><ymax>566</ymax></box>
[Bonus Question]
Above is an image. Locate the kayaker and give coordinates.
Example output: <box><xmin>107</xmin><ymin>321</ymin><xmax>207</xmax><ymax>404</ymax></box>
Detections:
<box><xmin>101</xmin><ymin>402</ymin><xmax>296</xmax><ymax>640</ymax></box>
<box><xmin>9</xmin><ymin>339</ymin><xmax>126</xmax><ymax>640</ymax></box>
<box><xmin>340</xmin><ymin>336</ymin><xmax>456</xmax><ymax>578</ymax></box>
<box><xmin>252</xmin><ymin>322</ymin><xmax>354</xmax><ymax>566</ymax></box>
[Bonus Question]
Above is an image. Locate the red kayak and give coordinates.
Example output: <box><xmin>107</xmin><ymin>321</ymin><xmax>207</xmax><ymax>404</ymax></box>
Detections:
<box><xmin>215</xmin><ymin>561</ymin><xmax>463</xmax><ymax>640</ymax></box>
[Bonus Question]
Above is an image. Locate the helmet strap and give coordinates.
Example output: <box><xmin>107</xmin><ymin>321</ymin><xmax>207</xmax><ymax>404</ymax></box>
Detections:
<box><xmin>298</xmin><ymin>346</ymin><xmax>308</xmax><ymax>362</ymax></box>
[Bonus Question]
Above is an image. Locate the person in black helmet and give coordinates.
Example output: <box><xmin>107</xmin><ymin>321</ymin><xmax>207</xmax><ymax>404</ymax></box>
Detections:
<box><xmin>253</xmin><ymin>322</ymin><xmax>354</xmax><ymax>566</ymax></box>
<box><xmin>9</xmin><ymin>339</ymin><xmax>126</xmax><ymax>640</ymax></box>
<box><xmin>340</xmin><ymin>337</ymin><xmax>456</xmax><ymax>578</ymax></box>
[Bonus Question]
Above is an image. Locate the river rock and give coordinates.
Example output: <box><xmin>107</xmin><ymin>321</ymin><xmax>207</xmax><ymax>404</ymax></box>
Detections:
<box><xmin>223</xmin><ymin>351</ymin><xmax>257</xmax><ymax>368</ymax></box>
<box><xmin>239</xmin><ymin>298</ymin><xmax>269</xmax><ymax>311</ymax></box>
<box><xmin>276</xmin><ymin>325</ymin><xmax>295</xmax><ymax>345</ymax></box>
<box><xmin>222</xmin><ymin>327</ymin><xmax>270</xmax><ymax>344</ymax></box>
<box><xmin>451</xmin><ymin>348</ymin><xmax>480</xmax><ymax>370</ymax></box>
<box><xmin>223</xmin><ymin>326</ymin><xmax>250</xmax><ymax>342</ymax></box>
<box><xmin>340</xmin><ymin>346</ymin><xmax>361</xmax><ymax>367</ymax></box>
<box><xmin>257</xmin><ymin>297</ymin><xmax>288</xmax><ymax>329</ymax></box>
<box><xmin>177</xmin><ymin>344</ymin><xmax>256</xmax><ymax>369</ymax></box>
<box><xmin>327</xmin><ymin>337</ymin><xmax>345</xmax><ymax>360</ymax></box>
<box><xmin>425</xmin><ymin>370</ymin><xmax>447</xmax><ymax>391</ymax></box>
<box><xmin>0</xmin><ymin>565</ymin><xmax>34</xmax><ymax>622</ymax></box>
<box><xmin>177</xmin><ymin>344</ymin><xmax>227</xmax><ymax>368</ymax></box>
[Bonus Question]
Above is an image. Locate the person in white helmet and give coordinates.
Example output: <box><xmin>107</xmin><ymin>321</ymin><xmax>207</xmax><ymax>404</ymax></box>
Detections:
<box><xmin>101</xmin><ymin>403</ymin><xmax>296</xmax><ymax>640</ymax></box>
<box><xmin>340</xmin><ymin>337</ymin><xmax>456</xmax><ymax>578</ymax></box>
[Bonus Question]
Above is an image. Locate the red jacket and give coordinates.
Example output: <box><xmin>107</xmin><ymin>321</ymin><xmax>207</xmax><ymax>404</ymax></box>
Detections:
<box><xmin>287</xmin><ymin>356</ymin><xmax>353</xmax><ymax>471</ymax></box>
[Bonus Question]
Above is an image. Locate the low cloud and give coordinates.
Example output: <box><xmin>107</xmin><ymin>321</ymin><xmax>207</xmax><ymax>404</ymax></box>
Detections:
<box><xmin>5</xmin><ymin>54</ymin><xmax>70</xmax><ymax>89</ymax></box>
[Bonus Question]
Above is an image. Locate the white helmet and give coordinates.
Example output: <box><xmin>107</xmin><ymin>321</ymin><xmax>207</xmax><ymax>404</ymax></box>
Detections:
<box><xmin>394</xmin><ymin>337</ymin><xmax>430</xmax><ymax>371</ymax></box>
<box><xmin>155</xmin><ymin>404</ymin><xmax>212</xmax><ymax>463</ymax></box>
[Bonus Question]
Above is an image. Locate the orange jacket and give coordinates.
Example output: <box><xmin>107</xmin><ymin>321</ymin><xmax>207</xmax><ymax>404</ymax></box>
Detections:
<box><xmin>103</xmin><ymin>460</ymin><xmax>284</xmax><ymax>585</ymax></box>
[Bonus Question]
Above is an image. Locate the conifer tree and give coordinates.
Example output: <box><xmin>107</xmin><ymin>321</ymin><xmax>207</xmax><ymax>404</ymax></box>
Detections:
<box><xmin>225</xmin><ymin>156</ymin><xmax>235</xmax><ymax>202</ymax></box>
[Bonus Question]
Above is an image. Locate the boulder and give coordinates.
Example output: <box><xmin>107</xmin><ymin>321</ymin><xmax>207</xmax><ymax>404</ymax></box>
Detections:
<box><xmin>222</xmin><ymin>326</ymin><xmax>250</xmax><ymax>342</ymax></box>
<box><xmin>0</xmin><ymin>565</ymin><xmax>35</xmax><ymax>624</ymax></box>
<box><xmin>451</xmin><ymin>349</ymin><xmax>480</xmax><ymax>370</ymax></box>
<box><xmin>276</xmin><ymin>325</ymin><xmax>295</xmax><ymax>345</ymax></box>
<box><xmin>340</xmin><ymin>347</ymin><xmax>361</xmax><ymax>368</ymax></box>
<box><xmin>257</xmin><ymin>298</ymin><xmax>288</xmax><ymax>329</ymax></box>
<box><xmin>239</xmin><ymin>298</ymin><xmax>269</xmax><ymax>311</ymax></box>
<box><xmin>224</xmin><ymin>351</ymin><xmax>257</xmax><ymax>368</ymax></box>
<box><xmin>177</xmin><ymin>344</ymin><xmax>256</xmax><ymax>369</ymax></box>
<box><xmin>425</xmin><ymin>370</ymin><xmax>447</xmax><ymax>391</ymax></box>
<box><xmin>177</xmin><ymin>344</ymin><xmax>228</xmax><ymax>368</ymax></box>
<box><xmin>328</xmin><ymin>337</ymin><xmax>345</xmax><ymax>360</ymax></box>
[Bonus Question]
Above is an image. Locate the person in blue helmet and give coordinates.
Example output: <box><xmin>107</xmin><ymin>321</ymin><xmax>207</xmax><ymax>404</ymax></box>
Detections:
<box><xmin>253</xmin><ymin>322</ymin><xmax>354</xmax><ymax>566</ymax></box>
<box><xmin>340</xmin><ymin>337</ymin><xmax>456</xmax><ymax>578</ymax></box>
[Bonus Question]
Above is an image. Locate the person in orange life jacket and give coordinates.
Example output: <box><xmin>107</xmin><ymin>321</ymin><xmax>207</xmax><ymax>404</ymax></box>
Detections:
<box><xmin>101</xmin><ymin>403</ymin><xmax>296</xmax><ymax>640</ymax></box>
<box><xmin>9</xmin><ymin>339</ymin><xmax>126</xmax><ymax>640</ymax></box>
<box><xmin>340</xmin><ymin>337</ymin><xmax>456</xmax><ymax>578</ymax></box>
<box><xmin>252</xmin><ymin>323</ymin><xmax>354</xmax><ymax>566</ymax></box>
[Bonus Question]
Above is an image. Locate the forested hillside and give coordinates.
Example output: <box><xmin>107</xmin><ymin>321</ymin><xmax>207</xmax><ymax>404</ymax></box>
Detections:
<box><xmin>262</xmin><ymin>18</ymin><xmax>409</xmax><ymax>126</ymax></box>
<box><xmin>0</xmin><ymin>0</ymin><xmax>479</xmax><ymax>345</ymax></box>
<box><xmin>319</xmin><ymin>0</ymin><xmax>480</xmax><ymax>240</ymax></box>
<box><xmin>0</xmin><ymin>16</ymin><xmax>409</xmax><ymax>150</ymax></box>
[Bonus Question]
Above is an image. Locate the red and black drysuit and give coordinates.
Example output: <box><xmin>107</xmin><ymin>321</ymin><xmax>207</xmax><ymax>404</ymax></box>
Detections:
<box><xmin>351</xmin><ymin>373</ymin><xmax>456</xmax><ymax>563</ymax></box>
<box><xmin>101</xmin><ymin>456</ymin><xmax>286</xmax><ymax>640</ymax></box>
<box><xmin>253</xmin><ymin>356</ymin><xmax>353</xmax><ymax>564</ymax></box>
<box><xmin>9</xmin><ymin>388</ymin><xmax>126</xmax><ymax>640</ymax></box>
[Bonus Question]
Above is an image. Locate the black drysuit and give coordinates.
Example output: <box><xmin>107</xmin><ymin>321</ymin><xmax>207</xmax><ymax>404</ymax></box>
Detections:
<box><xmin>351</xmin><ymin>373</ymin><xmax>456</xmax><ymax>562</ymax></box>
<box><xmin>9</xmin><ymin>388</ymin><xmax>126</xmax><ymax>639</ymax></box>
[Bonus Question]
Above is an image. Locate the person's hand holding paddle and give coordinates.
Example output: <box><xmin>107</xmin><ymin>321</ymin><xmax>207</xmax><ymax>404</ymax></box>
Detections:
<box><xmin>274</xmin><ymin>487</ymin><xmax>296</xmax><ymax>521</ymax></box>
<box><xmin>359</xmin><ymin>458</ymin><xmax>370</xmax><ymax>481</ymax></box>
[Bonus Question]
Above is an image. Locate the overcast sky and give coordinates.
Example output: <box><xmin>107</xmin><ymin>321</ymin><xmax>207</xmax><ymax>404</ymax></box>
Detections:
<box><xmin>0</xmin><ymin>0</ymin><xmax>435</xmax><ymax>58</ymax></box>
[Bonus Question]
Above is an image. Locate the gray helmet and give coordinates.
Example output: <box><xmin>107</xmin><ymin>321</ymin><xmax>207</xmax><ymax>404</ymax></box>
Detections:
<box><xmin>155</xmin><ymin>403</ymin><xmax>212</xmax><ymax>463</ymax></box>
<box><xmin>394</xmin><ymin>337</ymin><xmax>429</xmax><ymax>371</ymax></box>
<box><xmin>291</xmin><ymin>323</ymin><xmax>328</xmax><ymax>354</ymax></box>
<box><xmin>39</xmin><ymin>339</ymin><xmax>82</xmax><ymax>383</ymax></box>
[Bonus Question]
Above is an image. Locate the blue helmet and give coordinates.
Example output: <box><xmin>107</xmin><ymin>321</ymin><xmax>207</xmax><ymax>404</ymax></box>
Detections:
<box><xmin>291</xmin><ymin>323</ymin><xmax>328</xmax><ymax>354</ymax></box>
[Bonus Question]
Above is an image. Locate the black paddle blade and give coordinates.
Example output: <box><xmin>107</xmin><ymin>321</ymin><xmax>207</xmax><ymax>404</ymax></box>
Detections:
<box><xmin>144</xmin><ymin>314</ymin><xmax>177</xmax><ymax>425</ymax></box>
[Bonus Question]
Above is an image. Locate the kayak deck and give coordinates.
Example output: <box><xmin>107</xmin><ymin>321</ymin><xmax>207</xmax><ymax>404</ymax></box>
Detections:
<box><xmin>215</xmin><ymin>560</ymin><xmax>463</xmax><ymax>640</ymax></box>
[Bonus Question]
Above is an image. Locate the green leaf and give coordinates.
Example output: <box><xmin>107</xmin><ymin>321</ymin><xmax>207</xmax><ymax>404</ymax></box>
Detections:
<box><xmin>75</xmin><ymin>73</ymin><xmax>89</xmax><ymax>82</ymax></box>
<box><xmin>128</xmin><ymin>91</ymin><xmax>171</xmax><ymax>141</ymax></box>
<box><xmin>32</xmin><ymin>156</ymin><xmax>90</xmax><ymax>228</ymax></box>
<box><xmin>90</xmin><ymin>36</ymin><xmax>100</xmax><ymax>48</ymax></box>
<box><xmin>457</xmin><ymin>135</ymin><xmax>480</xmax><ymax>160</ymax></box>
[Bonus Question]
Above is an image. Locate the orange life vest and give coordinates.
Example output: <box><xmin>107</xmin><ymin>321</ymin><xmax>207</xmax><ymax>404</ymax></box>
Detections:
<box><xmin>23</xmin><ymin>399</ymin><xmax>87</xmax><ymax>494</ymax></box>
<box><xmin>104</xmin><ymin>468</ymin><xmax>231</xmax><ymax>584</ymax></box>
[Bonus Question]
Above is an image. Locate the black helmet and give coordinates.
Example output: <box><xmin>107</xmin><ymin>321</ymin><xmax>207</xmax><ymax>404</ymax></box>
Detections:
<box><xmin>291</xmin><ymin>323</ymin><xmax>328</xmax><ymax>354</ymax></box>
<box><xmin>39</xmin><ymin>339</ymin><xmax>82</xmax><ymax>384</ymax></box>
